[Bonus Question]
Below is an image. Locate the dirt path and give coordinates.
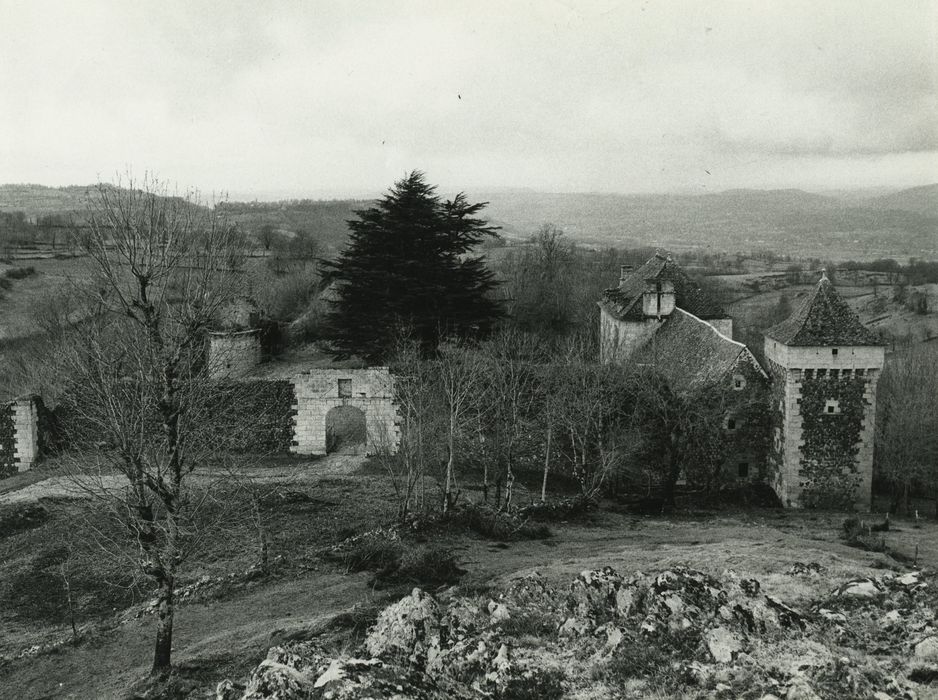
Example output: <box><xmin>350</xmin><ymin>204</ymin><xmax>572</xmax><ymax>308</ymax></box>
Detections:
<box><xmin>0</xmin><ymin>453</ymin><xmax>368</xmax><ymax>506</ymax></box>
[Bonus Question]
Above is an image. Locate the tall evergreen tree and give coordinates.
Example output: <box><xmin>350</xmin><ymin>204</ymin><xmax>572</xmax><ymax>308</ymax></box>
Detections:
<box><xmin>323</xmin><ymin>171</ymin><xmax>502</xmax><ymax>362</ymax></box>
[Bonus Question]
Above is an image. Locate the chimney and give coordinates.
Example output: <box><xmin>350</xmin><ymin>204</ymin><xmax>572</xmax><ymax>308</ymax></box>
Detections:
<box><xmin>620</xmin><ymin>265</ymin><xmax>634</xmax><ymax>283</ymax></box>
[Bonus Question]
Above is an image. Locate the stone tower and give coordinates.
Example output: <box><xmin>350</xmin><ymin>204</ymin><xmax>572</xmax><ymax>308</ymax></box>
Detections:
<box><xmin>763</xmin><ymin>273</ymin><xmax>885</xmax><ymax>510</ymax></box>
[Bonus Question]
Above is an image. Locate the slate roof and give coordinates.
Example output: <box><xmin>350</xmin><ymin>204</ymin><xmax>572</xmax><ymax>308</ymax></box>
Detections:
<box><xmin>764</xmin><ymin>276</ymin><xmax>882</xmax><ymax>346</ymax></box>
<box><xmin>599</xmin><ymin>253</ymin><xmax>727</xmax><ymax>321</ymax></box>
<box><xmin>632</xmin><ymin>308</ymin><xmax>766</xmax><ymax>392</ymax></box>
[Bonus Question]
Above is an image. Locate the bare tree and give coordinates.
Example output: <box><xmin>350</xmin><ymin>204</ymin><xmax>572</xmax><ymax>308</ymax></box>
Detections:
<box><xmin>876</xmin><ymin>343</ymin><xmax>938</xmax><ymax>515</ymax></box>
<box><xmin>378</xmin><ymin>338</ymin><xmax>444</xmax><ymax>520</ymax></box>
<box><xmin>478</xmin><ymin>329</ymin><xmax>544</xmax><ymax>510</ymax></box>
<box><xmin>436</xmin><ymin>341</ymin><xmax>487</xmax><ymax>513</ymax></box>
<box><xmin>54</xmin><ymin>176</ymin><xmax>250</xmax><ymax>676</ymax></box>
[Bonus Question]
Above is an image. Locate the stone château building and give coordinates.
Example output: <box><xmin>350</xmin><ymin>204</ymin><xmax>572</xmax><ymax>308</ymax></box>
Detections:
<box><xmin>600</xmin><ymin>253</ymin><xmax>883</xmax><ymax>510</ymax></box>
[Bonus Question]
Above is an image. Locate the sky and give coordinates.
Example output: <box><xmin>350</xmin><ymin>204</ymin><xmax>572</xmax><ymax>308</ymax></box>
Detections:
<box><xmin>0</xmin><ymin>0</ymin><xmax>936</xmax><ymax>198</ymax></box>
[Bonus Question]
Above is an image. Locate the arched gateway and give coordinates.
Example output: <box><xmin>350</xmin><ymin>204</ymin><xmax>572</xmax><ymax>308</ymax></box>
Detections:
<box><xmin>290</xmin><ymin>368</ymin><xmax>400</xmax><ymax>456</ymax></box>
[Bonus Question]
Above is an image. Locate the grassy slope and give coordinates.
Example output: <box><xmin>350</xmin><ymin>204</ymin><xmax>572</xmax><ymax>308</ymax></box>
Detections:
<box><xmin>1</xmin><ymin>452</ymin><xmax>934</xmax><ymax>698</ymax></box>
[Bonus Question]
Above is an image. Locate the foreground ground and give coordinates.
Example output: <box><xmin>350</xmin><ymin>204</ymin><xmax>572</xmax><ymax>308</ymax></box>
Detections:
<box><xmin>1</xmin><ymin>456</ymin><xmax>936</xmax><ymax>698</ymax></box>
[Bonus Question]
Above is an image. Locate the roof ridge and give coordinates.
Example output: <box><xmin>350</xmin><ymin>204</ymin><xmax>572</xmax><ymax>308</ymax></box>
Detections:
<box><xmin>674</xmin><ymin>308</ymin><xmax>768</xmax><ymax>379</ymax></box>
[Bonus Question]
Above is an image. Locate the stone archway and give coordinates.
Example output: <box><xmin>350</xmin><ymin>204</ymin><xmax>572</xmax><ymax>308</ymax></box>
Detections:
<box><xmin>290</xmin><ymin>368</ymin><xmax>401</xmax><ymax>456</ymax></box>
<box><xmin>325</xmin><ymin>405</ymin><xmax>366</xmax><ymax>454</ymax></box>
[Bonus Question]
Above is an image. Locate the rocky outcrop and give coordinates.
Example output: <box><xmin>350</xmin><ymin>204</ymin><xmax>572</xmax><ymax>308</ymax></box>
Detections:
<box><xmin>221</xmin><ymin>566</ymin><xmax>935</xmax><ymax>699</ymax></box>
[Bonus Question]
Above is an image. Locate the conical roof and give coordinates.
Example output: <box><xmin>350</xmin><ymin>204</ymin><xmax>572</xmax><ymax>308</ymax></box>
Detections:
<box><xmin>764</xmin><ymin>275</ymin><xmax>881</xmax><ymax>346</ymax></box>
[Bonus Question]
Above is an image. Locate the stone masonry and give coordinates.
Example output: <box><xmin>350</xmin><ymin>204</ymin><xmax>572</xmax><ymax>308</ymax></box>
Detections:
<box><xmin>8</xmin><ymin>396</ymin><xmax>38</xmax><ymax>472</ymax></box>
<box><xmin>290</xmin><ymin>368</ymin><xmax>401</xmax><ymax>456</ymax></box>
<box><xmin>206</xmin><ymin>330</ymin><xmax>263</xmax><ymax>379</ymax></box>
<box><xmin>764</xmin><ymin>329</ymin><xmax>884</xmax><ymax>510</ymax></box>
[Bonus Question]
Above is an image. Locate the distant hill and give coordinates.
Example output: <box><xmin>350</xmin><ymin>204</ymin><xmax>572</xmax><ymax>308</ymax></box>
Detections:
<box><xmin>473</xmin><ymin>187</ymin><xmax>938</xmax><ymax>260</ymax></box>
<box><xmin>862</xmin><ymin>184</ymin><xmax>938</xmax><ymax>215</ymax></box>
<box><xmin>0</xmin><ymin>184</ymin><xmax>96</xmax><ymax>217</ymax></box>
<box><xmin>3</xmin><ymin>183</ymin><xmax>936</xmax><ymax>260</ymax></box>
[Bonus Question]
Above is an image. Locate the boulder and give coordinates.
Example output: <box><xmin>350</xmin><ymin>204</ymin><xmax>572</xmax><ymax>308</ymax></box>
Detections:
<box><xmin>914</xmin><ymin>636</ymin><xmax>938</xmax><ymax>662</ymax></box>
<box><xmin>241</xmin><ymin>659</ymin><xmax>314</xmax><ymax>700</ymax></box>
<box><xmin>487</xmin><ymin>601</ymin><xmax>510</xmax><ymax>625</ymax></box>
<box><xmin>832</xmin><ymin>578</ymin><xmax>885</xmax><ymax>601</ymax></box>
<box><xmin>365</xmin><ymin>588</ymin><xmax>441</xmax><ymax>666</ymax></box>
<box><xmin>706</xmin><ymin>626</ymin><xmax>744</xmax><ymax>663</ymax></box>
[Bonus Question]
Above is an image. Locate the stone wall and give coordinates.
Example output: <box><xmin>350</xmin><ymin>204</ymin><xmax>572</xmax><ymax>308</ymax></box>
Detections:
<box><xmin>290</xmin><ymin>368</ymin><xmax>400</xmax><ymax>456</ymax></box>
<box><xmin>206</xmin><ymin>330</ymin><xmax>262</xmax><ymax>379</ymax></box>
<box><xmin>720</xmin><ymin>356</ymin><xmax>770</xmax><ymax>483</ymax></box>
<box><xmin>599</xmin><ymin>309</ymin><xmax>660</xmax><ymax>365</ymax></box>
<box><xmin>709</xmin><ymin>319</ymin><xmax>733</xmax><ymax>339</ymax></box>
<box><xmin>0</xmin><ymin>396</ymin><xmax>39</xmax><ymax>477</ymax></box>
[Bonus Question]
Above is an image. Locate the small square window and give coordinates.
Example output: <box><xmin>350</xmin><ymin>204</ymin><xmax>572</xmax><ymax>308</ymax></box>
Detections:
<box><xmin>832</xmin><ymin>348</ymin><xmax>838</xmax><ymax>356</ymax></box>
<box><xmin>727</xmin><ymin>419</ymin><xmax>736</xmax><ymax>430</ymax></box>
<box><xmin>732</xmin><ymin>374</ymin><xmax>746</xmax><ymax>391</ymax></box>
<box><xmin>738</xmin><ymin>462</ymin><xmax>749</xmax><ymax>478</ymax></box>
<box><xmin>338</xmin><ymin>378</ymin><xmax>352</xmax><ymax>398</ymax></box>
<box><xmin>824</xmin><ymin>399</ymin><xmax>841</xmax><ymax>415</ymax></box>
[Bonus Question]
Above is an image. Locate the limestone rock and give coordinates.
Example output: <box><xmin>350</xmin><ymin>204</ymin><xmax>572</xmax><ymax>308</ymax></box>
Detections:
<box><xmin>706</xmin><ymin>626</ymin><xmax>744</xmax><ymax>663</ymax></box>
<box><xmin>914</xmin><ymin>636</ymin><xmax>938</xmax><ymax>662</ymax></box>
<box><xmin>242</xmin><ymin>659</ymin><xmax>314</xmax><ymax>700</ymax></box>
<box><xmin>365</xmin><ymin>588</ymin><xmax>441</xmax><ymax>666</ymax></box>
<box><xmin>487</xmin><ymin>601</ymin><xmax>510</xmax><ymax>625</ymax></box>
<box><xmin>787</xmin><ymin>562</ymin><xmax>824</xmax><ymax>576</ymax></box>
<box><xmin>832</xmin><ymin>578</ymin><xmax>885</xmax><ymax>601</ymax></box>
<box><xmin>785</xmin><ymin>676</ymin><xmax>821</xmax><ymax>700</ymax></box>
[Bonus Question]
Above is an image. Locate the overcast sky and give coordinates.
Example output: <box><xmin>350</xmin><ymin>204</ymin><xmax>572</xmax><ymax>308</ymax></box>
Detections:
<box><xmin>1</xmin><ymin>0</ymin><xmax>936</xmax><ymax>197</ymax></box>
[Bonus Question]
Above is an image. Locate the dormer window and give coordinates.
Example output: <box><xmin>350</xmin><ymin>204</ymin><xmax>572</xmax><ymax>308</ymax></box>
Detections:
<box><xmin>642</xmin><ymin>278</ymin><xmax>675</xmax><ymax>317</ymax></box>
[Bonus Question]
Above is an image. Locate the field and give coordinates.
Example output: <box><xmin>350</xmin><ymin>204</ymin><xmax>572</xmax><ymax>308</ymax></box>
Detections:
<box><xmin>1</xmin><ymin>452</ymin><xmax>937</xmax><ymax>698</ymax></box>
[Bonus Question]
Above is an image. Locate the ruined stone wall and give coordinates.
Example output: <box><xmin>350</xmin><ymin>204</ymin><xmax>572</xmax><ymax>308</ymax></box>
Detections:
<box><xmin>0</xmin><ymin>396</ymin><xmax>38</xmax><ymax>477</ymax></box>
<box><xmin>290</xmin><ymin>368</ymin><xmax>400</xmax><ymax>456</ymax></box>
<box><xmin>206</xmin><ymin>331</ymin><xmax>262</xmax><ymax>379</ymax></box>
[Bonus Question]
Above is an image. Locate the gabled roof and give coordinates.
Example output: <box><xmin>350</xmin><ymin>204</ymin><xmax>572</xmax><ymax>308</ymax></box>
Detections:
<box><xmin>632</xmin><ymin>308</ymin><xmax>766</xmax><ymax>392</ymax></box>
<box><xmin>599</xmin><ymin>252</ymin><xmax>726</xmax><ymax>321</ymax></box>
<box><xmin>764</xmin><ymin>276</ymin><xmax>882</xmax><ymax>346</ymax></box>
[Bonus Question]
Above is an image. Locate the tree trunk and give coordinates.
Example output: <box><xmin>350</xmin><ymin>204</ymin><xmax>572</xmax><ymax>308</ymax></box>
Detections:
<box><xmin>541</xmin><ymin>426</ymin><xmax>552</xmax><ymax>502</ymax></box>
<box><xmin>151</xmin><ymin>576</ymin><xmax>175</xmax><ymax>675</ymax></box>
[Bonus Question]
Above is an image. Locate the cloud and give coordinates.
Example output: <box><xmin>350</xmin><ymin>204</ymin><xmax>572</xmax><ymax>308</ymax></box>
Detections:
<box><xmin>0</xmin><ymin>0</ymin><xmax>936</xmax><ymax>193</ymax></box>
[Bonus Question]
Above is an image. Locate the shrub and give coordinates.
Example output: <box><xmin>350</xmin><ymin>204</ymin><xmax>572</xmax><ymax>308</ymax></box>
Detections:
<box><xmin>0</xmin><ymin>277</ymin><xmax>11</xmax><ymax>290</ymax></box>
<box><xmin>5</xmin><ymin>266</ymin><xmax>35</xmax><ymax>280</ymax></box>
<box><xmin>373</xmin><ymin>545</ymin><xmax>463</xmax><ymax>588</ymax></box>
<box><xmin>498</xmin><ymin>608</ymin><xmax>559</xmax><ymax>639</ymax></box>
<box><xmin>327</xmin><ymin>527</ymin><xmax>403</xmax><ymax>573</ymax></box>
<box><xmin>452</xmin><ymin>503</ymin><xmax>552</xmax><ymax>541</ymax></box>
<box><xmin>518</xmin><ymin>495</ymin><xmax>594</xmax><ymax>522</ymax></box>
<box><xmin>842</xmin><ymin>517</ymin><xmax>887</xmax><ymax>552</ymax></box>
<box><xmin>0</xmin><ymin>502</ymin><xmax>49</xmax><ymax>539</ymax></box>
<box><xmin>498</xmin><ymin>667</ymin><xmax>565</xmax><ymax>700</ymax></box>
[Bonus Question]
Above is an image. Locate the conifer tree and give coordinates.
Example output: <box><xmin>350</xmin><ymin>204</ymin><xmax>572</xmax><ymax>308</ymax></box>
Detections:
<box><xmin>323</xmin><ymin>171</ymin><xmax>502</xmax><ymax>362</ymax></box>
